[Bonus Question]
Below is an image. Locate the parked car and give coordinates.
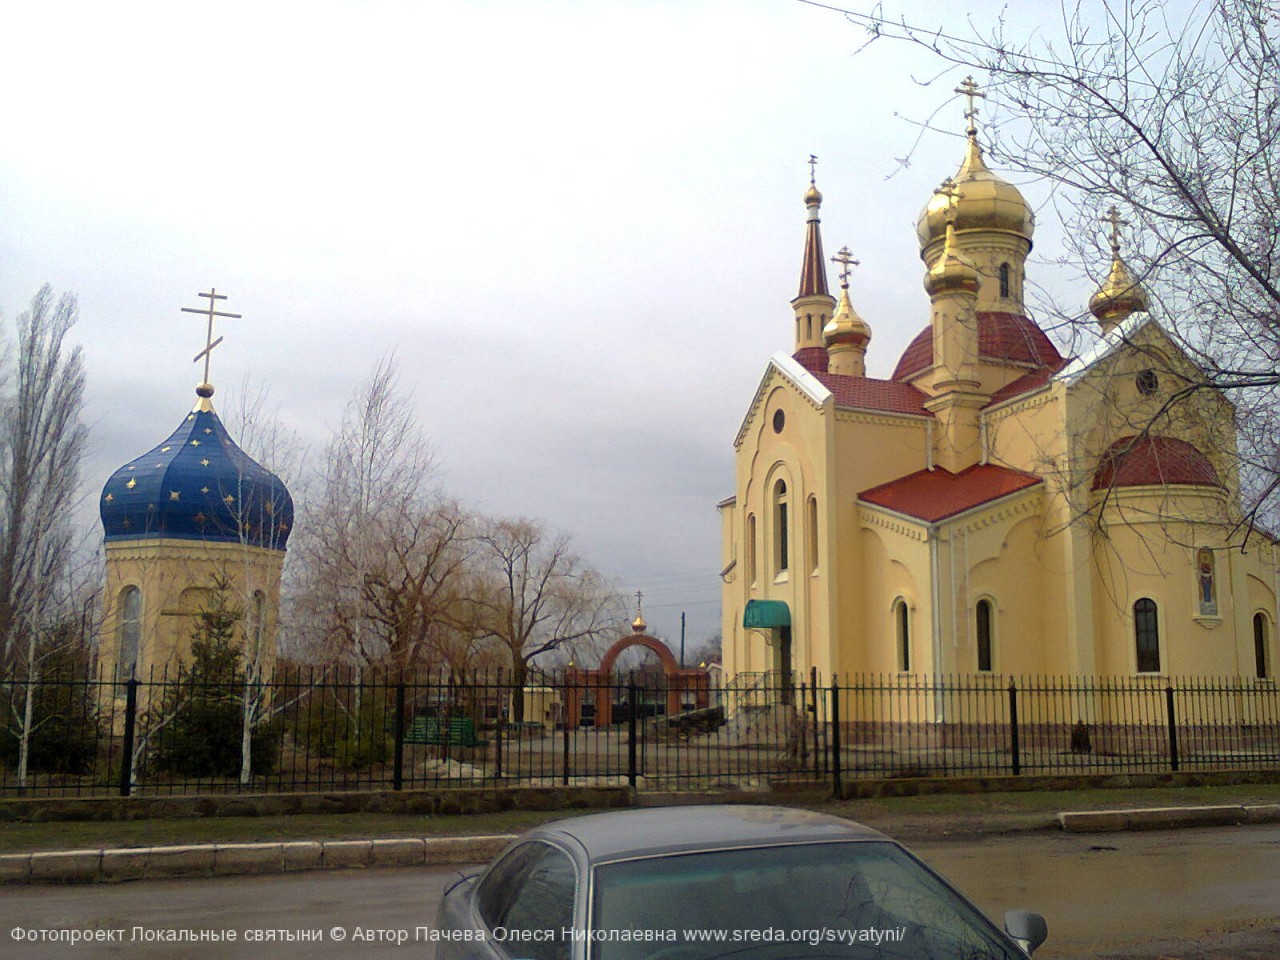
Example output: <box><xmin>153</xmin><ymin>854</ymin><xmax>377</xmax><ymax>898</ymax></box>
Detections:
<box><xmin>436</xmin><ymin>804</ymin><xmax>1048</xmax><ymax>960</ymax></box>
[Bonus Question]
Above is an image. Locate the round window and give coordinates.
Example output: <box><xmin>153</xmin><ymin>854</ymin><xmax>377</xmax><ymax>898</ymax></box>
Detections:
<box><xmin>1136</xmin><ymin>369</ymin><xmax>1159</xmax><ymax>396</ymax></box>
<box><xmin>772</xmin><ymin>410</ymin><xmax>785</xmax><ymax>433</ymax></box>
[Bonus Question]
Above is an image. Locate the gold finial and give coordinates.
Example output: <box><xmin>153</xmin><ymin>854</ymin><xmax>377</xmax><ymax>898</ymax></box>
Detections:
<box><xmin>954</xmin><ymin>75</ymin><xmax>986</xmax><ymax>141</ymax></box>
<box><xmin>1090</xmin><ymin>205</ymin><xmax>1148</xmax><ymax>331</ymax></box>
<box><xmin>831</xmin><ymin>246</ymin><xmax>859</xmax><ymax>290</ymax></box>
<box><xmin>1102</xmin><ymin>205</ymin><xmax>1128</xmax><ymax>256</ymax></box>
<box><xmin>181</xmin><ymin>288</ymin><xmax>242</xmax><ymax>399</ymax></box>
<box><xmin>631</xmin><ymin>590</ymin><xmax>647</xmax><ymax>633</ymax></box>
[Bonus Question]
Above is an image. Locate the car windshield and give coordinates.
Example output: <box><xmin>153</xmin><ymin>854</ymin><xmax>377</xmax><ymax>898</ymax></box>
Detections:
<box><xmin>590</xmin><ymin>840</ymin><xmax>1020</xmax><ymax>960</ymax></box>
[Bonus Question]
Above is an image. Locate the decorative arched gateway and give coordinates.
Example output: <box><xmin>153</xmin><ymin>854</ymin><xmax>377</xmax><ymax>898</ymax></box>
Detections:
<box><xmin>564</xmin><ymin>620</ymin><xmax>711</xmax><ymax>728</ymax></box>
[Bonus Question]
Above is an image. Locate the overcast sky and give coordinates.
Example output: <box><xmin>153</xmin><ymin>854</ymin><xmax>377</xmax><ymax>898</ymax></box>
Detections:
<box><xmin>0</xmin><ymin>0</ymin><xmax>1085</xmax><ymax>650</ymax></box>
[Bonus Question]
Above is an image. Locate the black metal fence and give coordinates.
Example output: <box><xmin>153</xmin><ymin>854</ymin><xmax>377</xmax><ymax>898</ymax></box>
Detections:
<box><xmin>1</xmin><ymin>667</ymin><xmax>1277</xmax><ymax>798</ymax></box>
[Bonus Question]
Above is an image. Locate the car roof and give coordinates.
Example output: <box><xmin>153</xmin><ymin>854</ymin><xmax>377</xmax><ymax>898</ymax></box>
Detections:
<box><xmin>524</xmin><ymin>804</ymin><xmax>890</xmax><ymax>864</ymax></box>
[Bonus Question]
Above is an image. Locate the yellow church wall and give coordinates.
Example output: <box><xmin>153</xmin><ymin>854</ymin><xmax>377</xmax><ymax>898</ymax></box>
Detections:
<box><xmin>1088</xmin><ymin>488</ymin><xmax>1242</xmax><ymax>677</ymax></box>
<box><xmin>856</xmin><ymin>517</ymin><xmax>930</xmax><ymax>675</ymax></box>
<box><xmin>984</xmin><ymin>389</ymin><xmax>1064</xmax><ymax>478</ymax></box>
<box><xmin>100</xmin><ymin>538</ymin><xmax>285</xmax><ymax>684</ymax></box>
<box><xmin>950</xmin><ymin>512</ymin><xmax>1049</xmax><ymax>675</ymax></box>
<box><xmin>727</xmin><ymin>378</ymin><xmax>831</xmax><ymax>686</ymax></box>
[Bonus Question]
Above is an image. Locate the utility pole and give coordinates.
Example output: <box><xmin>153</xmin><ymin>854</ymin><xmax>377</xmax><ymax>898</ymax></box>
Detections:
<box><xmin>679</xmin><ymin>611</ymin><xmax>686</xmax><ymax>667</ymax></box>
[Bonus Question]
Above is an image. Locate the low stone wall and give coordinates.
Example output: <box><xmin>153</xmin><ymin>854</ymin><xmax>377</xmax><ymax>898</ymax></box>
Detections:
<box><xmin>0</xmin><ymin>785</ymin><xmax>631</xmax><ymax>824</ymax></box>
<box><xmin>834</xmin><ymin>767</ymin><xmax>1280</xmax><ymax>800</ymax></box>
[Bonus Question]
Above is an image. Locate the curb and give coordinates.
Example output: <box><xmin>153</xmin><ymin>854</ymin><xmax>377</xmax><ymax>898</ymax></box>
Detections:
<box><xmin>0</xmin><ymin>834</ymin><xmax>517</xmax><ymax>886</ymax></box>
<box><xmin>1057</xmin><ymin>803</ymin><xmax>1280</xmax><ymax>833</ymax></box>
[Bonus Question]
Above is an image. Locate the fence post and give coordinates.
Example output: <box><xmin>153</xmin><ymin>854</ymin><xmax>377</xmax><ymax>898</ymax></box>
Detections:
<box><xmin>627</xmin><ymin>679</ymin><xmax>639</xmax><ymax>788</ymax></box>
<box><xmin>810</xmin><ymin>666</ymin><xmax>821</xmax><ymax>779</ymax></box>
<box><xmin>1165</xmin><ymin>683</ymin><xmax>1180</xmax><ymax>772</ymax></box>
<box><xmin>392</xmin><ymin>679</ymin><xmax>406</xmax><ymax>791</ymax></box>
<box><xmin>1007</xmin><ymin>681</ymin><xmax>1021</xmax><ymax>776</ymax></box>
<box><xmin>829</xmin><ymin>677</ymin><xmax>842</xmax><ymax>799</ymax></box>
<box><xmin>119</xmin><ymin>677</ymin><xmax>139</xmax><ymax>798</ymax></box>
<box><xmin>562</xmin><ymin>694</ymin><xmax>571</xmax><ymax>787</ymax></box>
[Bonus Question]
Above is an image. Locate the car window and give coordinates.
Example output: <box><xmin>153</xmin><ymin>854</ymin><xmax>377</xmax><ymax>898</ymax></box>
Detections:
<box><xmin>477</xmin><ymin>841</ymin><xmax>576</xmax><ymax>960</ymax></box>
<box><xmin>592</xmin><ymin>840</ymin><xmax>1019</xmax><ymax>960</ymax></box>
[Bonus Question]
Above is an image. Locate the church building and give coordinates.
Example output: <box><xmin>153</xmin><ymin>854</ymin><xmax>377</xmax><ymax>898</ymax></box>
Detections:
<box><xmin>719</xmin><ymin>85</ymin><xmax>1279</xmax><ymax>686</ymax></box>
<box><xmin>98</xmin><ymin>292</ymin><xmax>293</xmax><ymax>682</ymax></box>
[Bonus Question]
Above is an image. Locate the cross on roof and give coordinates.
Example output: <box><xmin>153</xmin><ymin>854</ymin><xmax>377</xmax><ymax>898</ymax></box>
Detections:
<box><xmin>181</xmin><ymin>288</ymin><xmax>242</xmax><ymax>395</ymax></box>
<box><xmin>954</xmin><ymin>75</ymin><xmax>986</xmax><ymax>139</ymax></box>
<box><xmin>634</xmin><ymin>590</ymin><xmax>644</xmax><ymax>617</ymax></box>
<box><xmin>1102</xmin><ymin>205</ymin><xmax>1129</xmax><ymax>254</ymax></box>
<box><xmin>934</xmin><ymin>177</ymin><xmax>962</xmax><ymax>222</ymax></box>
<box><xmin>831</xmin><ymin>245</ymin><xmax>860</xmax><ymax>289</ymax></box>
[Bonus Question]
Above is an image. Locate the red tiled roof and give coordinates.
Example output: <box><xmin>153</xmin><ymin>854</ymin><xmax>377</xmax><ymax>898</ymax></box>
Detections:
<box><xmin>1092</xmin><ymin>436</ymin><xmax>1220</xmax><ymax>490</ymax></box>
<box><xmin>812</xmin><ymin>372</ymin><xmax>933</xmax><ymax>417</ymax></box>
<box><xmin>792</xmin><ymin>347</ymin><xmax>829</xmax><ymax>375</ymax></box>
<box><xmin>892</xmin><ymin>312</ymin><xmax>1065</xmax><ymax>381</ymax></box>
<box><xmin>859</xmin><ymin>464</ymin><xmax>1043</xmax><ymax>523</ymax></box>
<box><xmin>985</xmin><ymin>358</ymin><xmax>1070</xmax><ymax>407</ymax></box>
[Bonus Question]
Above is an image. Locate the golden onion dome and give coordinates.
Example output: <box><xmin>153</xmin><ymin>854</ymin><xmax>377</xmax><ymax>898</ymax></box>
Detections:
<box><xmin>823</xmin><ymin>289</ymin><xmax>870</xmax><ymax>347</ymax></box>
<box><xmin>804</xmin><ymin>182</ymin><xmax>823</xmax><ymax>206</ymax></box>
<box><xmin>916</xmin><ymin>139</ymin><xmax>1035</xmax><ymax>251</ymax></box>
<box><xmin>1089</xmin><ymin>253</ymin><xmax>1149</xmax><ymax>326</ymax></box>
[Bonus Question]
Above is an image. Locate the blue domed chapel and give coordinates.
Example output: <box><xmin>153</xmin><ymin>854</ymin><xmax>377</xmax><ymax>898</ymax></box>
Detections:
<box><xmin>100</xmin><ymin>293</ymin><xmax>291</xmax><ymax>682</ymax></box>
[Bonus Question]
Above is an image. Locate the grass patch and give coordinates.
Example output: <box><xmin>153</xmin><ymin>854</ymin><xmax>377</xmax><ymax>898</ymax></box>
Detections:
<box><xmin>1</xmin><ymin>782</ymin><xmax>1277</xmax><ymax>854</ymax></box>
<box><xmin>0</xmin><ymin>809</ymin><xmax>568</xmax><ymax>855</ymax></box>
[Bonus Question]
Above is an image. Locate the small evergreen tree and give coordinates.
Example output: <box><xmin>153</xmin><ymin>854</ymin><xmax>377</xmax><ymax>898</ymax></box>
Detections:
<box><xmin>149</xmin><ymin>590</ymin><xmax>280</xmax><ymax>778</ymax></box>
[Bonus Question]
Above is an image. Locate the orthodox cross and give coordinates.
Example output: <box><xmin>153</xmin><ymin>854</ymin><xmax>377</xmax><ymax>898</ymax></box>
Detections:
<box><xmin>182</xmin><ymin>288</ymin><xmax>242</xmax><ymax>392</ymax></box>
<box><xmin>1102</xmin><ymin>205</ymin><xmax>1128</xmax><ymax>254</ymax></box>
<box><xmin>831</xmin><ymin>246</ymin><xmax>860</xmax><ymax>289</ymax></box>
<box><xmin>954</xmin><ymin>75</ymin><xmax>986</xmax><ymax>138</ymax></box>
<box><xmin>808</xmin><ymin>154</ymin><xmax>818</xmax><ymax>184</ymax></box>
<box><xmin>935</xmin><ymin>178</ymin><xmax>962</xmax><ymax>222</ymax></box>
<box><xmin>634</xmin><ymin>590</ymin><xmax>644</xmax><ymax>618</ymax></box>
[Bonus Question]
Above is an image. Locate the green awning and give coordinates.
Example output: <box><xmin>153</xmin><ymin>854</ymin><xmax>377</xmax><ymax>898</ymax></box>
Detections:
<box><xmin>743</xmin><ymin>599</ymin><xmax>791</xmax><ymax>629</ymax></box>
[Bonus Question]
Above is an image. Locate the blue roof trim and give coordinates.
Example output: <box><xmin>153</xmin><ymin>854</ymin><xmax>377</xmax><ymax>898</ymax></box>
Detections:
<box><xmin>100</xmin><ymin>406</ymin><xmax>292</xmax><ymax>551</ymax></box>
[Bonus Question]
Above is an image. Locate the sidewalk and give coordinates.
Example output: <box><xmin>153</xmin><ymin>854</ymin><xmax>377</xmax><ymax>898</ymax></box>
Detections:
<box><xmin>3</xmin><ymin>794</ymin><xmax>1279</xmax><ymax>885</ymax></box>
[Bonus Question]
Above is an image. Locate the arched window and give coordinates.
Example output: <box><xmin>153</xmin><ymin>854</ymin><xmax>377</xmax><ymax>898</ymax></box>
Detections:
<box><xmin>1134</xmin><ymin>598</ymin><xmax>1160</xmax><ymax>673</ymax></box>
<box><xmin>806</xmin><ymin>496</ymin><xmax>819</xmax><ymax>573</ymax></box>
<box><xmin>999</xmin><ymin>263</ymin><xmax>1011</xmax><ymax>299</ymax></box>
<box><xmin>117</xmin><ymin>586</ymin><xmax>142</xmax><ymax>682</ymax></box>
<box><xmin>976</xmin><ymin>599</ymin><xmax>994</xmax><ymax>672</ymax></box>
<box><xmin>1196</xmin><ymin>548</ymin><xmax>1217</xmax><ymax>615</ymax></box>
<box><xmin>1255</xmin><ymin>613</ymin><xmax>1272</xmax><ymax>680</ymax></box>
<box><xmin>773</xmin><ymin>479</ymin><xmax>789</xmax><ymax>574</ymax></box>
<box><xmin>894</xmin><ymin>598</ymin><xmax>910</xmax><ymax>672</ymax></box>
<box><xmin>746</xmin><ymin>515</ymin><xmax>757</xmax><ymax>585</ymax></box>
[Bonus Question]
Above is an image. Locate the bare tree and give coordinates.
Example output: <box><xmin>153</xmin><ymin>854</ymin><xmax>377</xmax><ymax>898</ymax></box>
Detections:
<box><xmin>476</xmin><ymin>517</ymin><xmax>621</xmax><ymax>719</ymax></box>
<box><xmin>0</xmin><ymin>285</ymin><xmax>88</xmax><ymax>674</ymax></box>
<box><xmin>290</xmin><ymin>354</ymin><xmax>476</xmax><ymax>669</ymax></box>
<box><xmin>841</xmin><ymin>0</ymin><xmax>1280</xmax><ymax>524</ymax></box>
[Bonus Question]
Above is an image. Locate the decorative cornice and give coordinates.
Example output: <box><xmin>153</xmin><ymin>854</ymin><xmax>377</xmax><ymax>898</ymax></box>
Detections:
<box><xmin>833</xmin><ymin>410</ymin><xmax>932</xmax><ymax>427</ymax></box>
<box><xmin>859</xmin><ymin>506</ymin><xmax>929</xmax><ymax>541</ymax></box>
<box><xmin>984</xmin><ymin>384</ymin><xmax>1057</xmax><ymax>420</ymax></box>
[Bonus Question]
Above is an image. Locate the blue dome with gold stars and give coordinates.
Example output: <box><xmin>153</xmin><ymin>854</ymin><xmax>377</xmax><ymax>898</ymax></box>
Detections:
<box><xmin>100</xmin><ymin>398</ymin><xmax>292</xmax><ymax>550</ymax></box>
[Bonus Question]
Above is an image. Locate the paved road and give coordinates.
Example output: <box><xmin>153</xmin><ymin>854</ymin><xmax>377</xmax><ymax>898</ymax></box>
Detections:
<box><xmin>0</xmin><ymin>825</ymin><xmax>1277</xmax><ymax>959</ymax></box>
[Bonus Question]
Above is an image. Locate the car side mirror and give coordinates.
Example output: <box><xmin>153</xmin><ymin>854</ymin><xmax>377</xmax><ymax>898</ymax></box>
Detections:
<box><xmin>1004</xmin><ymin>910</ymin><xmax>1048</xmax><ymax>955</ymax></box>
